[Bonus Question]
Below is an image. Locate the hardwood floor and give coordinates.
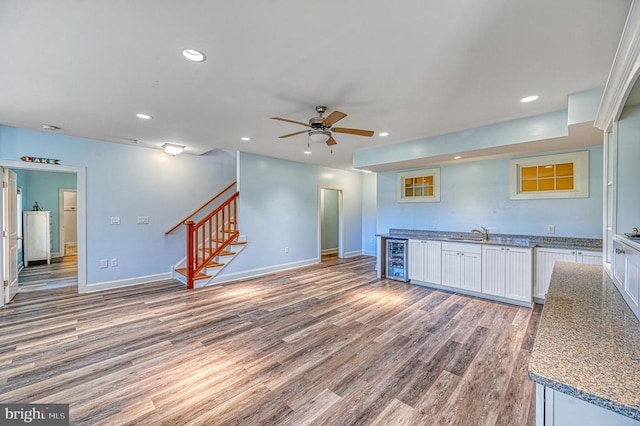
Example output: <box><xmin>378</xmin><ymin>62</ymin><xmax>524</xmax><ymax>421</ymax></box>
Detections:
<box><xmin>18</xmin><ymin>255</ymin><xmax>78</xmax><ymax>292</ymax></box>
<box><xmin>0</xmin><ymin>256</ymin><xmax>541</xmax><ymax>425</ymax></box>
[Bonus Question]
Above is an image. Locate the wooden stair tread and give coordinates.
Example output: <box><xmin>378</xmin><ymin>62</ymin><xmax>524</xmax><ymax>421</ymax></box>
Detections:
<box><xmin>206</xmin><ymin>262</ymin><xmax>224</xmax><ymax>268</ymax></box>
<box><xmin>175</xmin><ymin>268</ymin><xmax>211</xmax><ymax>280</ymax></box>
<box><xmin>219</xmin><ymin>251</ymin><xmax>235</xmax><ymax>256</ymax></box>
<box><xmin>231</xmin><ymin>241</ymin><xmax>247</xmax><ymax>245</ymax></box>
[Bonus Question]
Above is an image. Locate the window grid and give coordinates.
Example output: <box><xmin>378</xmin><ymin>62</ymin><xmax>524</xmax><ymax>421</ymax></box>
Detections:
<box><xmin>521</xmin><ymin>162</ymin><xmax>574</xmax><ymax>193</ymax></box>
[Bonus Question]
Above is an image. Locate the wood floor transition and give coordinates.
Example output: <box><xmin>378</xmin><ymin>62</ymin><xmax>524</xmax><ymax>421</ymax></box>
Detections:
<box><xmin>0</xmin><ymin>255</ymin><xmax>541</xmax><ymax>425</ymax></box>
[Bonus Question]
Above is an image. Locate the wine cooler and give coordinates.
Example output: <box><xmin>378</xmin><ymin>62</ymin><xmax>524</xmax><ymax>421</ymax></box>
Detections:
<box><xmin>385</xmin><ymin>238</ymin><xmax>409</xmax><ymax>281</ymax></box>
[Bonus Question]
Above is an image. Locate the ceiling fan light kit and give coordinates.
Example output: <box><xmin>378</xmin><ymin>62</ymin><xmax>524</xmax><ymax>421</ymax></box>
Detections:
<box><xmin>271</xmin><ymin>105</ymin><xmax>374</xmax><ymax>152</ymax></box>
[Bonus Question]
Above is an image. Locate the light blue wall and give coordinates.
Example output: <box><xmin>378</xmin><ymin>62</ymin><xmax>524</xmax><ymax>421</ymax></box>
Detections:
<box><xmin>321</xmin><ymin>189</ymin><xmax>339</xmax><ymax>251</ymax></box>
<box><xmin>19</xmin><ymin>170</ymin><xmax>76</xmax><ymax>255</ymax></box>
<box><xmin>616</xmin><ymin>106</ymin><xmax>640</xmax><ymax>233</ymax></box>
<box><xmin>376</xmin><ymin>146</ymin><xmax>603</xmax><ymax>238</ymax></box>
<box><xmin>0</xmin><ymin>126</ymin><xmax>237</xmax><ymax>286</ymax></box>
<box><xmin>218</xmin><ymin>152</ymin><xmax>363</xmax><ymax>280</ymax></box>
<box><xmin>361</xmin><ymin>172</ymin><xmax>377</xmax><ymax>255</ymax></box>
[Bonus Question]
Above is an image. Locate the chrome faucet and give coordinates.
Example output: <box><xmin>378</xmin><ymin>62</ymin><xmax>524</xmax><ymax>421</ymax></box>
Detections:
<box><xmin>470</xmin><ymin>226</ymin><xmax>489</xmax><ymax>241</ymax></box>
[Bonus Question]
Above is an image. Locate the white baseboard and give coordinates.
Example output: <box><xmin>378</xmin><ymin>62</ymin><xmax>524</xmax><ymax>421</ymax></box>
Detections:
<box><xmin>344</xmin><ymin>250</ymin><xmax>363</xmax><ymax>258</ymax></box>
<box><xmin>85</xmin><ymin>272</ymin><xmax>173</xmax><ymax>293</ymax></box>
<box><xmin>321</xmin><ymin>248</ymin><xmax>338</xmax><ymax>255</ymax></box>
<box><xmin>362</xmin><ymin>250</ymin><xmax>377</xmax><ymax>256</ymax></box>
<box><xmin>209</xmin><ymin>257</ymin><xmax>320</xmax><ymax>285</ymax></box>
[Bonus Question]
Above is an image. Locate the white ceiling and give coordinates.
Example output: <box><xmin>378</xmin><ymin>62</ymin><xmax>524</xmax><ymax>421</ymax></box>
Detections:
<box><xmin>0</xmin><ymin>0</ymin><xmax>632</xmax><ymax>171</ymax></box>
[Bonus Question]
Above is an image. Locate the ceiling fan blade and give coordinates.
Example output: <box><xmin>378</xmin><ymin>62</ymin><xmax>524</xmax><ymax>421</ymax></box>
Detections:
<box><xmin>279</xmin><ymin>130</ymin><xmax>308</xmax><ymax>138</ymax></box>
<box><xmin>326</xmin><ymin>135</ymin><xmax>337</xmax><ymax>146</ymax></box>
<box><xmin>332</xmin><ymin>127</ymin><xmax>375</xmax><ymax>137</ymax></box>
<box><xmin>270</xmin><ymin>117</ymin><xmax>310</xmax><ymax>127</ymax></box>
<box><xmin>322</xmin><ymin>110</ymin><xmax>347</xmax><ymax>127</ymax></box>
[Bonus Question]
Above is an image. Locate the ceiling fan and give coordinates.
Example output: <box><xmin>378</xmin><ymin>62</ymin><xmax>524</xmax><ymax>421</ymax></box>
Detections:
<box><xmin>271</xmin><ymin>106</ymin><xmax>374</xmax><ymax>151</ymax></box>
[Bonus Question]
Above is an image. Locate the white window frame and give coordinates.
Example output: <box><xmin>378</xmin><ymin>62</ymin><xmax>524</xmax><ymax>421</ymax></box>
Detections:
<box><xmin>397</xmin><ymin>168</ymin><xmax>441</xmax><ymax>203</ymax></box>
<box><xmin>509</xmin><ymin>151</ymin><xmax>589</xmax><ymax>200</ymax></box>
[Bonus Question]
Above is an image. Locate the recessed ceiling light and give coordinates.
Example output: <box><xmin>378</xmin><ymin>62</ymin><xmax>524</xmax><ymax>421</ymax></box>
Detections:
<box><xmin>136</xmin><ymin>113</ymin><xmax>152</xmax><ymax>120</ymax></box>
<box><xmin>378</xmin><ymin>132</ymin><xmax>389</xmax><ymax>137</ymax></box>
<box><xmin>520</xmin><ymin>95</ymin><xmax>539</xmax><ymax>103</ymax></box>
<box><xmin>362</xmin><ymin>170</ymin><xmax>372</xmax><ymax>174</ymax></box>
<box><xmin>241</xmin><ymin>137</ymin><xmax>251</xmax><ymax>141</ymax></box>
<box><xmin>182</xmin><ymin>48</ymin><xmax>207</xmax><ymax>62</ymax></box>
<box><xmin>41</xmin><ymin>124</ymin><xmax>61</xmax><ymax>131</ymax></box>
<box><xmin>304</xmin><ymin>150</ymin><xmax>312</xmax><ymax>155</ymax></box>
<box><xmin>454</xmin><ymin>156</ymin><xmax>462</xmax><ymax>160</ymax></box>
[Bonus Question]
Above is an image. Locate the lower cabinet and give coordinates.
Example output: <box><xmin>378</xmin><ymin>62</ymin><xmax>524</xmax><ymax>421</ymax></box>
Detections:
<box><xmin>482</xmin><ymin>246</ymin><xmax>532</xmax><ymax>303</ymax></box>
<box><xmin>408</xmin><ymin>239</ymin><xmax>442</xmax><ymax>284</ymax></box>
<box><xmin>441</xmin><ymin>242</ymin><xmax>481</xmax><ymax>292</ymax></box>
<box><xmin>612</xmin><ymin>238</ymin><xmax>640</xmax><ymax>320</ymax></box>
<box><xmin>534</xmin><ymin>248</ymin><xmax>603</xmax><ymax>300</ymax></box>
<box><xmin>536</xmin><ymin>384</ymin><xmax>640</xmax><ymax>426</ymax></box>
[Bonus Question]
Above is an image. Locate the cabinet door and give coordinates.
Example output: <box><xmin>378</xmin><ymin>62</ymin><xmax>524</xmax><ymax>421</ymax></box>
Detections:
<box><xmin>482</xmin><ymin>246</ymin><xmax>506</xmax><ymax>297</ymax></box>
<box><xmin>460</xmin><ymin>251</ymin><xmax>482</xmax><ymax>292</ymax></box>
<box><xmin>535</xmin><ymin>248</ymin><xmax>576</xmax><ymax>299</ymax></box>
<box><xmin>441</xmin><ymin>250</ymin><xmax>461</xmax><ymax>288</ymax></box>
<box><xmin>577</xmin><ymin>250</ymin><xmax>603</xmax><ymax>265</ymax></box>
<box><xmin>505</xmin><ymin>247</ymin><xmax>533</xmax><ymax>303</ymax></box>
<box><xmin>408</xmin><ymin>240</ymin><xmax>425</xmax><ymax>281</ymax></box>
<box><xmin>424</xmin><ymin>240</ymin><xmax>442</xmax><ymax>284</ymax></box>
<box><xmin>625</xmin><ymin>247</ymin><xmax>640</xmax><ymax>312</ymax></box>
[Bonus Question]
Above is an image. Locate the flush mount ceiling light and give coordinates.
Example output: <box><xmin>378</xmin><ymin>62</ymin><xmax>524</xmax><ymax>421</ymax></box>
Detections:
<box><xmin>378</xmin><ymin>132</ymin><xmax>389</xmax><ymax>137</ymax></box>
<box><xmin>241</xmin><ymin>137</ymin><xmax>251</xmax><ymax>141</ymax></box>
<box><xmin>304</xmin><ymin>150</ymin><xmax>312</xmax><ymax>155</ymax></box>
<box><xmin>181</xmin><ymin>48</ymin><xmax>206</xmax><ymax>62</ymax></box>
<box><xmin>520</xmin><ymin>95</ymin><xmax>539</xmax><ymax>103</ymax></box>
<box><xmin>308</xmin><ymin>130</ymin><xmax>331</xmax><ymax>144</ymax></box>
<box><xmin>454</xmin><ymin>156</ymin><xmax>462</xmax><ymax>160</ymax></box>
<box><xmin>41</xmin><ymin>124</ymin><xmax>61</xmax><ymax>131</ymax></box>
<box><xmin>136</xmin><ymin>113</ymin><xmax>152</xmax><ymax>120</ymax></box>
<box><xmin>162</xmin><ymin>143</ymin><xmax>185</xmax><ymax>156</ymax></box>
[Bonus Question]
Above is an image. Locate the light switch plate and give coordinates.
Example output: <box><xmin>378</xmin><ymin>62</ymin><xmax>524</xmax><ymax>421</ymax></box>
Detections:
<box><xmin>137</xmin><ymin>216</ymin><xmax>149</xmax><ymax>224</ymax></box>
<box><xmin>546</xmin><ymin>225</ymin><xmax>555</xmax><ymax>234</ymax></box>
<box><xmin>110</xmin><ymin>216</ymin><xmax>120</xmax><ymax>225</ymax></box>
<box><xmin>99</xmin><ymin>259</ymin><xmax>108</xmax><ymax>268</ymax></box>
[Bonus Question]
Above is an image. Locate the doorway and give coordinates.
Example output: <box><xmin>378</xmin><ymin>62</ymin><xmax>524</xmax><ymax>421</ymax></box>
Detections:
<box><xmin>319</xmin><ymin>187</ymin><xmax>344</xmax><ymax>261</ymax></box>
<box><xmin>0</xmin><ymin>160</ymin><xmax>86</xmax><ymax>307</ymax></box>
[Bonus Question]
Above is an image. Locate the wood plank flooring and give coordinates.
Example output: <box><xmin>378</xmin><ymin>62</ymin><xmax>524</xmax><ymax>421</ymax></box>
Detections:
<box><xmin>18</xmin><ymin>255</ymin><xmax>78</xmax><ymax>291</ymax></box>
<box><xmin>0</xmin><ymin>256</ymin><xmax>541</xmax><ymax>425</ymax></box>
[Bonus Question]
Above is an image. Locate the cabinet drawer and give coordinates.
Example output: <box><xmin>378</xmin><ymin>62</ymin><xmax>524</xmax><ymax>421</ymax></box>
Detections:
<box><xmin>441</xmin><ymin>241</ymin><xmax>481</xmax><ymax>254</ymax></box>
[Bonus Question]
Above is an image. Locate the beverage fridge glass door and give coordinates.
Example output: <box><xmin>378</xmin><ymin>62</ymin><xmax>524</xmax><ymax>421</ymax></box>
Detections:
<box><xmin>386</xmin><ymin>239</ymin><xmax>408</xmax><ymax>281</ymax></box>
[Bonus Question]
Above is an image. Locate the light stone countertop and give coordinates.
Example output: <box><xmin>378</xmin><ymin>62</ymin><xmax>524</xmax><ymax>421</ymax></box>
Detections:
<box><xmin>528</xmin><ymin>262</ymin><xmax>640</xmax><ymax>421</ymax></box>
<box><xmin>378</xmin><ymin>229</ymin><xmax>602</xmax><ymax>251</ymax></box>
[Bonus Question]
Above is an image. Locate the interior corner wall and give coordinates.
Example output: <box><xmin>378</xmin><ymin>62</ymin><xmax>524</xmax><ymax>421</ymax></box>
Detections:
<box><xmin>376</xmin><ymin>145</ymin><xmax>603</xmax><ymax>238</ymax></box>
<box><xmin>0</xmin><ymin>126</ymin><xmax>237</xmax><ymax>288</ymax></box>
<box><xmin>361</xmin><ymin>172</ymin><xmax>377</xmax><ymax>255</ymax></box>
<box><xmin>217</xmin><ymin>152</ymin><xmax>363</xmax><ymax>281</ymax></box>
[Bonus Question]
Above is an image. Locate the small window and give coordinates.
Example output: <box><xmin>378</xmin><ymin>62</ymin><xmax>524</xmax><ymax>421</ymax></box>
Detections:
<box><xmin>397</xmin><ymin>168</ymin><xmax>441</xmax><ymax>203</ymax></box>
<box><xmin>510</xmin><ymin>151</ymin><xmax>589</xmax><ymax>200</ymax></box>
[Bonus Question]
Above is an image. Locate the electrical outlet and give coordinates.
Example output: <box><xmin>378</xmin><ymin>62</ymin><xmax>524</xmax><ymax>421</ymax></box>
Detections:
<box><xmin>110</xmin><ymin>216</ymin><xmax>121</xmax><ymax>225</ymax></box>
<box><xmin>110</xmin><ymin>258</ymin><xmax>118</xmax><ymax>267</ymax></box>
<box><xmin>284</xmin><ymin>246</ymin><xmax>289</xmax><ymax>253</ymax></box>
<box><xmin>99</xmin><ymin>259</ymin><xmax>108</xmax><ymax>268</ymax></box>
<box><xmin>546</xmin><ymin>225</ymin><xmax>555</xmax><ymax>234</ymax></box>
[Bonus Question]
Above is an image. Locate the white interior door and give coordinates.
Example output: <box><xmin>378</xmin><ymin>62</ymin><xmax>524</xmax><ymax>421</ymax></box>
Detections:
<box><xmin>60</xmin><ymin>189</ymin><xmax>77</xmax><ymax>255</ymax></box>
<box><xmin>3</xmin><ymin>168</ymin><xmax>18</xmax><ymax>303</ymax></box>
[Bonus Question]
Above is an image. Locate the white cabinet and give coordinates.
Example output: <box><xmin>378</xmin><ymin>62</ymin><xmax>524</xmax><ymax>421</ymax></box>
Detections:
<box><xmin>408</xmin><ymin>239</ymin><xmax>441</xmax><ymax>284</ymax></box>
<box><xmin>612</xmin><ymin>238</ymin><xmax>640</xmax><ymax>320</ymax></box>
<box><xmin>441</xmin><ymin>242</ymin><xmax>481</xmax><ymax>292</ymax></box>
<box><xmin>482</xmin><ymin>245</ymin><xmax>532</xmax><ymax>303</ymax></box>
<box><xmin>534</xmin><ymin>247</ymin><xmax>603</xmax><ymax>300</ymax></box>
<box><xmin>536</xmin><ymin>384</ymin><xmax>640</xmax><ymax>426</ymax></box>
<box><xmin>23</xmin><ymin>211</ymin><xmax>51</xmax><ymax>267</ymax></box>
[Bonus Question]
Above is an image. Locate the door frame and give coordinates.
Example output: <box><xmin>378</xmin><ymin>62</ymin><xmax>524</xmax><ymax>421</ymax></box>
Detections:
<box><xmin>318</xmin><ymin>186</ymin><xmax>344</xmax><ymax>259</ymax></box>
<box><xmin>59</xmin><ymin>188</ymin><xmax>77</xmax><ymax>257</ymax></box>
<box><xmin>0</xmin><ymin>160</ymin><xmax>86</xmax><ymax>307</ymax></box>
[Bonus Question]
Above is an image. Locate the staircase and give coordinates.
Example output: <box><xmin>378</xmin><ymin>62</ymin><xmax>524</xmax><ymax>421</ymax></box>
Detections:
<box><xmin>167</xmin><ymin>182</ymin><xmax>246</xmax><ymax>289</ymax></box>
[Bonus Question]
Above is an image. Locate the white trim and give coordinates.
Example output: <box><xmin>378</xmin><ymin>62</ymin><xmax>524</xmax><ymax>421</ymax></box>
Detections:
<box><xmin>318</xmin><ymin>186</ymin><xmax>345</xmax><ymax>260</ymax></box>
<box><xmin>209</xmin><ymin>257</ymin><xmax>320</xmax><ymax>285</ymax></box>
<box><xmin>397</xmin><ymin>168</ymin><xmax>441</xmax><ymax>203</ymax></box>
<box><xmin>0</xmin><ymin>159</ymin><xmax>87</xmax><ymax>298</ymax></box>
<box><xmin>509</xmin><ymin>151</ymin><xmax>589</xmax><ymax>200</ymax></box>
<box><xmin>595</xmin><ymin>1</ymin><xmax>640</xmax><ymax>130</ymax></box>
<box><xmin>85</xmin><ymin>272</ymin><xmax>172</xmax><ymax>293</ymax></box>
<box><xmin>321</xmin><ymin>248</ymin><xmax>338</xmax><ymax>255</ymax></box>
<box><xmin>363</xmin><ymin>249</ymin><xmax>377</xmax><ymax>257</ymax></box>
<box><xmin>344</xmin><ymin>250</ymin><xmax>364</xmax><ymax>258</ymax></box>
